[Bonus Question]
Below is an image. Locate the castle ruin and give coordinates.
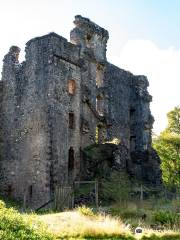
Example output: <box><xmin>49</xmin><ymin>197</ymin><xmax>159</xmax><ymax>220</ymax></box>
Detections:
<box><xmin>0</xmin><ymin>16</ymin><xmax>162</xmax><ymax>208</ymax></box>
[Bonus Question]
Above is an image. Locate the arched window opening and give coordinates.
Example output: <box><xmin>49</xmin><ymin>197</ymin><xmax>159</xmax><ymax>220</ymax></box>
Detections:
<box><xmin>96</xmin><ymin>95</ymin><xmax>104</xmax><ymax>116</ymax></box>
<box><xmin>86</xmin><ymin>33</ymin><xmax>92</xmax><ymax>41</ymax></box>
<box><xmin>143</xmin><ymin>144</ymin><xmax>148</xmax><ymax>150</ymax></box>
<box><xmin>69</xmin><ymin>112</ymin><xmax>75</xmax><ymax>129</ymax></box>
<box><xmin>96</xmin><ymin>64</ymin><xmax>104</xmax><ymax>87</ymax></box>
<box><xmin>86</xmin><ymin>33</ymin><xmax>92</xmax><ymax>47</ymax></box>
<box><xmin>68</xmin><ymin>79</ymin><xmax>76</xmax><ymax>95</ymax></box>
<box><xmin>130</xmin><ymin>108</ymin><xmax>136</xmax><ymax>117</ymax></box>
<box><xmin>143</xmin><ymin>129</ymin><xmax>149</xmax><ymax>150</ymax></box>
<box><xmin>7</xmin><ymin>185</ymin><xmax>12</xmax><ymax>196</ymax></box>
<box><xmin>29</xmin><ymin>185</ymin><xmax>33</xmax><ymax>198</ymax></box>
<box><xmin>130</xmin><ymin>136</ymin><xmax>136</xmax><ymax>151</ymax></box>
<box><xmin>68</xmin><ymin>147</ymin><xmax>74</xmax><ymax>172</ymax></box>
<box><xmin>96</xmin><ymin>125</ymin><xmax>107</xmax><ymax>144</ymax></box>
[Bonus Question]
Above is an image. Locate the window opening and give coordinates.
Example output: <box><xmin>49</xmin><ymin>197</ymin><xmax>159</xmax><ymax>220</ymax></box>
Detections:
<box><xmin>68</xmin><ymin>147</ymin><xmax>74</xmax><ymax>171</ymax></box>
<box><xmin>130</xmin><ymin>136</ymin><xmax>136</xmax><ymax>151</ymax></box>
<box><xmin>68</xmin><ymin>80</ymin><xmax>76</xmax><ymax>95</ymax></box>
<box><xmin>7</xmin><ymin>185</ymin><xmax>12</xmax><ymax>196</ymax></box>
<box><xmin>69</xmin><ymin>112</ymin><xmax>74</xmax><ymax>129</ymax></box>
<box><xmin>96</xmin><ymin>95</ymin><xmax>104</xmax><ymax>116</ymax></box>
<box><xmin>96</xmin><ymin>64</ymin><xmax>104</xmax><ymax>87</ymax></box>
<box><xmin>29</xmin><ymin>185</ymin><xmax>33</xmax><ymax>198</ymax></box>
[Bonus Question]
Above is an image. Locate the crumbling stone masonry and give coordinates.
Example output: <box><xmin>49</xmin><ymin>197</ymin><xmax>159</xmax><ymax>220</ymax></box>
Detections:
<box><xmin>0</xmin><ymin>15</ymin><xmax>162</xmax><ymax>208</ymax></box>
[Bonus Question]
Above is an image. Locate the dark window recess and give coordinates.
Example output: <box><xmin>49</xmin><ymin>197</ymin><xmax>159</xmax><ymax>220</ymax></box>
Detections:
<box><xmin>130</xmin><ymin>108</ymin><xmax>136</xmax><ymax>116</ymax></box>
<box><xmin>130</xmin><ymin>108</ymin><xmax>136</xmax><ymax>124</ymax></box>
<box><xmin>68</xmin><ymin>147</ymin><xmax>74</xmax><ymax>171</ymax></box>
<box><xmin>29</xmin><ymin>185</ymin><xmax>33</xmax><ymax>198</ymax></box>
<box><xmin>69</xmin><ymin>113</ymin><xmax>74</xmax><ymax>129</ymax></box>
<box><xmin>130</xmin><ymin>136</ymin><xmax>136</xmax><ymax>151</ymax></box>
<box><xmin>86</xmin><ymin>34</ymin><xmax>92</xmax><ymax>41</ymax></box>
<box><xmin>130</xmin><ymin>136</ymin><xmax>136</xmax><ymax>140</ymax></box>
<box><xmin>7</xmin><ymin>185</ymin><xmax>12</xmax><ymax>196</ymax></box>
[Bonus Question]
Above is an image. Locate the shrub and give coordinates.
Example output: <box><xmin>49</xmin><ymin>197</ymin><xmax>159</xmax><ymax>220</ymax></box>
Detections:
<box><xmin>120</xmin><ymin>209</ymin><xmax>142</xmax><ymax>219</ymax></box>
<box><xmin>0</xmin><ymin>199</ymin><xmax>54</xmax><ymax>240</ymax></box>
<box><xmin>153</xmin><ymin>210</ymin><xmax>180</xmax><ymax>227</ymax></box>
<box><xmin>0</xmin><ymin>200</ymin><xmax>6</xmax><ymax>209</ymax></box>
<box><xmin>101</xmin><ymin>172</ymin><xmax>132</xmax><ymax>205</ymax></box>
<box><xmin>171</xmin><ymin>199</ymin><xmax>180</xmax><ymax>213</ymax></box>
<box><xmin>77</xmin><ymin>205</ymin><xmax>95</xmax><ymax>217</ymax></box>
<box><xmin>109</xmin><ymin>202</ymin><xmax>146</xmax><ymax>220</ymax></box>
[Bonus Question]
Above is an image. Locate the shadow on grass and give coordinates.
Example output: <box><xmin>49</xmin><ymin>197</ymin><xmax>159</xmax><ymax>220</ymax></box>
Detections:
<box><xmin>57</xmin><ymin>235</ymin><xmax>135</xmax><ymax>240</ymax></box>
<box><xmin>141</xmin><ymin>233</ymin><xmax>180</xmax><ymax>240</ymax></box>
<box><xmin>57</xmin><ymin>233</ymin><xmax>180</xmax><ymax>239</ymax></box>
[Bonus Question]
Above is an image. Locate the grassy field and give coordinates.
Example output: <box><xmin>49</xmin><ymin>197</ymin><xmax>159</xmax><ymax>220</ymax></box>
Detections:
<box><xmin>0</xmin><ymin>196</ymin><xmax>179</xmax><ymax>240</ymax></box>
<box><xmin>38</xmin><ymin>208</ymin><xmax>180</xmax><ymax>240</ymax></box>
<box><xmin>38</xmin><ymin>210</ymin><xmax>133</xmax><ymax>239</ymax></box>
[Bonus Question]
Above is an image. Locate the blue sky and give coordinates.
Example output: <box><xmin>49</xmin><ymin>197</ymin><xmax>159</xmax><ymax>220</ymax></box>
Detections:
<box><xmin>111</xmin><ymin>0</ymin><xmax>180</xmax><ymax>48</ymax></box>
<box><xmin>0</xmin><ymin>0</ymin><xmax>179</xmax><ymax>133</ymax></box>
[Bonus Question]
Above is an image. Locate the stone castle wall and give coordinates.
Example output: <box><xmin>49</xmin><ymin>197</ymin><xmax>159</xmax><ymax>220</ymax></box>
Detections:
<box><xmin>0</xmin><ymin>15</ymin><xmax>162</xmax><ymax>208</ymax></box>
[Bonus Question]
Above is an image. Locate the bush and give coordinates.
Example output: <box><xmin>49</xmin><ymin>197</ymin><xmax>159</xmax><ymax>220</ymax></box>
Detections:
<box><xmin>153</xmin><ymin>210</ymin><xmax>180</xmax><ymax>227</ymax></box>
<box><xmin>0</xmin><ymin>199</ymin><xmax>54</xmax><ymax>240</ymax></box>
<box><xmin>110</xmin><ymin>208</ymin><xmax>137</xmax><ymax>218</ymax></box>
<box><xmin>0</xmin><ymin>200</ymin><xmax>6</xmax><ymax>209</ymax></box>
<box><xmin>109</xmin><ymin>202</ymin><xmax>146</xmax><ymax>220</ymax></box>
<box><xmin>77</xmin><ymin>205</ymin><xmax>95</xmax><ymax>217</ymax></box>
<box><xmin>120</xmin><ymin>209</ymin><xmax>143</xmax><ymax>219</ymax></box>
<box><xmin>101</xmin><ymin>172</ymin><xmax>132</xmax><ymax>204</ymax></box>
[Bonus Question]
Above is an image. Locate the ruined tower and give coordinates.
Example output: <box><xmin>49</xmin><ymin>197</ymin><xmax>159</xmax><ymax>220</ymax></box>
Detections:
<box><xmin>0</xmin><ymin>15</ymin><xmax>162</xmax><ymax>208</ymax></box>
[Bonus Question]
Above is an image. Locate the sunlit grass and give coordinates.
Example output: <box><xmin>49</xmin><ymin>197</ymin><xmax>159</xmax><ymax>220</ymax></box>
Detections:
<box><xmin>0</xmin><ymin>197</ymin><xmax>180</xmax><ymax>239</ymax></box>
<box><xmin>38</xmin><ymin>210</ymin><xmax>134</xmax><ymax>239</ymax></box>
<box><xmin>38</xmin><ymin>207</ymin><xmax>180</xmax><ymax>239</ymax></box>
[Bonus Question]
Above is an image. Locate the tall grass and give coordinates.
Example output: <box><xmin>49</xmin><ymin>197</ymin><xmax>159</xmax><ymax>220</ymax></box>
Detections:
<box><xmin>39</xmin><ymin>206</ymin><xmax>180</xmax><ymax>240</ymax></box>
<box><xmin>0</xmin><ymin>197</ymin><xmax>179</xmax><ymax>239</ymax></box>
<box><xmin>39</xmin><ymin>210</ymin><xmax>134</xmax><ymax>239</ymax></box>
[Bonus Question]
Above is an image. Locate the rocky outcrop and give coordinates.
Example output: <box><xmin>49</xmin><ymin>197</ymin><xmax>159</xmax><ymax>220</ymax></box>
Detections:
<box><xmin>130</xmin><ymin>148</ymin><xmax>162</xmax><ymax>186</ymax></box>
<box><xmin>81</xmin><ymin>143</ymin><xmax>162</xmax><ymax>187</ymax></box>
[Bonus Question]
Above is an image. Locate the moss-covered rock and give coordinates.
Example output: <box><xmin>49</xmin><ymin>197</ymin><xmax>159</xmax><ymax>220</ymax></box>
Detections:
<box><xmin>81</xmin><ymin>143</ymin><xmax>129</xmax><ymax>179</ymax></box>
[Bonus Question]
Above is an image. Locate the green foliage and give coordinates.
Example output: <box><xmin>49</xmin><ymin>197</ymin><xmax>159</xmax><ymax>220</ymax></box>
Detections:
<box><xmin>0</xmin><ymin>197</ymin><xmax>179</xmax><ymax>240</ymax></box>
<box><xmin>110</xmin><ymin>207</ymin><xmax>141</xmax><ymax>219</ymax></box>
<box><xmin>0</xmin><ymin>194</ymin><xmax>22</xmax><ymax>210</ymax></box>
<box><xmin>74</xmin><ymin>182</ymin><xmax>95</xmax><ymax>198</ymax></box>
<box><xmin>120</xmin><ymin>209</ymin><xmax>144</xmax><ymax>219</ymax></box>
<box><xmin>77</xmin><ymin>205</ymin><xmax>95</xmax><ymax>217</ymax></box>
<box><xmin>167</xmin><ymin>107</ymin><xmax>180</xmax><ymax>135</ymax></box>
<box><xmin>0</xmin><ymin>200</ymin><xmax>6</xmax><ymax>209</ymax></box>
<box><xmin>101</xmin><ymin>172</ymin><xmax>132</xmax><ymax>204</ymax></box>
<box><xmin>0</xmin><ymin>199</ymin><xmax>54</xmax><ymax>240</ymax></box>
<box><xmin>109</xmin><ymin>198</ymin><xmax>180</xmax><ymax>232</ymax></box>
<box><xmin>153</xmin><ymin>210</ymin><xmax>180</xmax><ymax>227</ymax></box>
<box><xmin>83</xmin><ymin>143</ymin><xmax>117</xmax><ymax>178</ymax></box>
<box><xmin>153</xmin><ymin>106</ymin><xmax>180</xmax><ymax>187</ymax></box>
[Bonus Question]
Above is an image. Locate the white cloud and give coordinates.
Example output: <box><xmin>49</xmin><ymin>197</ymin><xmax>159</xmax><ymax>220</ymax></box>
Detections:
<box><xmin>108</xmin><ymin>39</ymin><xmax>180</xmax><ymax>134</ymax></box>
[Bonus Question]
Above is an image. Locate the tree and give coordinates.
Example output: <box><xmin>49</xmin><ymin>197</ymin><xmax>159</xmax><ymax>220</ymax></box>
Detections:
<box><xmin>153</xmin><ymin>106</ymin><xmax>180</xmax><ymax>188</ymax></box>
<box><xmin>167</xmin><ymin>106</ymin><xmax>180</xmax><ymax>134</ymax></box>
<box><xmin>101</xmin><ymin>172</ymin><xmax>132</xmax><ymax>205</ymax></box>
